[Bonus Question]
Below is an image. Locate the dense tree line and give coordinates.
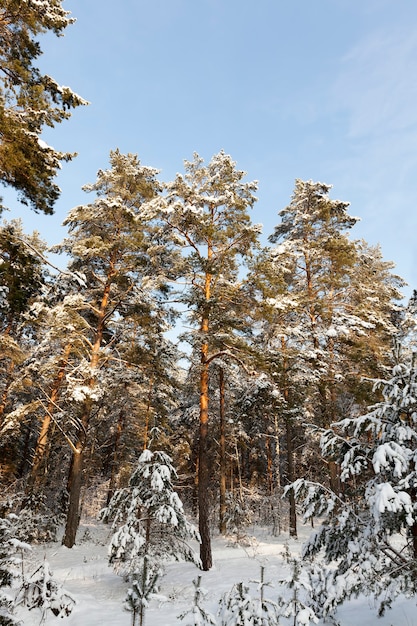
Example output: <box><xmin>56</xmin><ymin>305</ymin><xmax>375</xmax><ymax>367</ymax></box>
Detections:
<box><xmin>1</xmin><ymin>3</ymin><xmax>417</xmax><ymax>623</ymax></box>
<box><xmin>0</xmin><ymin>148</ymin><xmax>407</xmax><ymax>566</ymax></box>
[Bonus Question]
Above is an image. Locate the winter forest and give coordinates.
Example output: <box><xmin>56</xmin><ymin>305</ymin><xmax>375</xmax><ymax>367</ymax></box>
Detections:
<box><xmin>2</xmin><ymin>3</ymin><xmax>417</xmax><ymax>626</ymax></box>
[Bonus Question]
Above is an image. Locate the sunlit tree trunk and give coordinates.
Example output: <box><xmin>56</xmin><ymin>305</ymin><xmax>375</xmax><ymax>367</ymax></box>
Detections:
<box><xmin>198</xmin><ymin>257</ymin><xmax>212</xmax><ymax>571</ymax></box>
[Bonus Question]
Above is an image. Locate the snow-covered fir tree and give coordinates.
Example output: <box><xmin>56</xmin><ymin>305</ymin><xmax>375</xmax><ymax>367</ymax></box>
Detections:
<box><xmin>178</xmin><ymin>575</ymin><xmax>217</xmax><ymax>626</ymax></box>
<box><xmin>218</xmin><ymin>573</ymin><xmax>280</xmax><ymax>626</ymax></box>
<box><xmin>15</xmin><ymin>559</ymin><xmax>75</xmax><ymax>620</ymax></box>
<box><xmin>103</xmin><ymin>444</ymin><xmax>200</xmax><ymax>624</ymax></box>
<box><xmin>276</xmin><ymin>546</ymin><xmax>318</xmax><ymax>626</ymax></box>
<box><xmin>290</xmin><ymin>342</ymin><xmax>417</xmax><ymax>619</ymax></box>
<box><xmin>0</xmin><ymin>514</ymin><xmax>30</xmax><ymax>626</ymax></box>
<box><xmin>103</xmin><ymin>446</ymin><xmax>200</xmax><ymax>575</ymax></box>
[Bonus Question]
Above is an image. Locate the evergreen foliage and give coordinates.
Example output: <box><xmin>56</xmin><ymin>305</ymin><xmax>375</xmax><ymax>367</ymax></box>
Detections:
<box><xmin>0</xmin><ymin>0</ymin><xmax>88</xmax><ymax>213</ymax></box>
<box><xmin>178</xmin><ymin>575</ymin><xmax>217</xmax><ymax>626</ymax></box>
<box><xmin>290</xmin><ymin>343</ymin><xmax>417</xmax><ymax>619</ymax></box>
<box><xmin>124</xmin><ymin>556</ymin><xmax>160</xmax><ymax>626</ymax></box>
<box><xmin>103</xmin><ymin>447</ymin><xmax>200</xmax><ymax>577</ymax></box>
<box><xmin>16</xmin><ymin>559</ymin><xmax>75</xmax><ymax>620</ymax></box>
<box><xmin>0</xmin><ymin>144</ymin><xmax>412</xmax><ymax>622</ymax></box>
<box><xmin>276</xmin><ymin>546</ymin><xmax>318</xmax><ymax>626</ymax></box>
<box><xmin>159</xmin><ymin>150</ymin><xmax>261</xmax><ymax>570</ymax></box>
<box><xmin>104</xmin><ymin>446</ymin><xmax>200</xmax><ymax>625</ymax></box>
<box><xmin>218</xmin><ymin>573</ymin><xmax>280</xmax><ymax>626</ymax></box>
<box><xmin>250</xmin><ymin>179</ymin><xmax>403</xmax><ymax>534</ymax></box>
<box><xmin>0</xmin><ymin>513</ymin><xmax>30</xmax><ymax>626</ymax></box>
<box><xmin>53</xmin><ymin>150</ymin><xmax>176</xmax><ymax>548</ymax></box>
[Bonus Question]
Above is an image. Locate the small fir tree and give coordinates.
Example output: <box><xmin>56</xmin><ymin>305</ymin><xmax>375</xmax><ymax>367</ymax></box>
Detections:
<box><xmin>103</xmin><ymin>446</ymin><xmax>200</xmax><ymax>625</ymax></box>
<box><xmin>0</xmin><ymin>514</ymin><xmax>30</xmax><ymax>626</ymax></box>
<box><xmin>218</xmin><ymin>568</ymin><xmax>280</xmax><ymax>626</ymax></box>
<box><xmin>123</xmin><ymin>557</ymin><xmax>160</xmax><ymax>626</ymax></box>
<box><xmin>15</xmin><ymin>559</ymin><xmax>75</xmax><ymax>621</ymax></box>
<box><xmin>178</xmin><ymin>575</ymin><xmax>217</xmax><ymax>626</ymax></box>
<box><xmin>103</xmin><ymin>447</ymin><xmax>201</xmax><ymax>575</ymax></box>
<box><xmin>276</xmin><ymin>546</ymin><xmax>318</xmax><ymax>626</ymax></box>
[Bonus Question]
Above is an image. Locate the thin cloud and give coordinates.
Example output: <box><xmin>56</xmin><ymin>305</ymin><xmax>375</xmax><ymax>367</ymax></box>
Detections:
<box><xmin>332</xmin><ymin>26</ymin><xmax>417</xmax><ymax>139</ymax></box>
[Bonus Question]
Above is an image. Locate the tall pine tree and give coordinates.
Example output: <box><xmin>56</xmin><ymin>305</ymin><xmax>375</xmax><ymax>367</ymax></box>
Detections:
<box><xmin>159</xmin><ymin>151</ymin><xmax>260</xmax><ymax>569</ymax></box>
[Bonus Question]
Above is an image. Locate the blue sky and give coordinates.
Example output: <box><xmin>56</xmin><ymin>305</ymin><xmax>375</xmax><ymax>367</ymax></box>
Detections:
<box><xmin>5</xmin><ymin>0</ymin><xmax>417</xmax><ymax>297</ymax></box>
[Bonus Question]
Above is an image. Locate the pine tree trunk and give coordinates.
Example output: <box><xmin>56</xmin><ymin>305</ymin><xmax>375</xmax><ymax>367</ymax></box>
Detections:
<box><xmin>198</xmin><ymin>251</ymin><xmax>213</xmax><ymax>570</ymax></box>
<box><xmin>143</xmin><ymin>378</ymin><xmax>154</xmax><ymax>450</ymax></box>
<box><xmin>62</xmin><ymin>441</ymin><xmax>84</xmax><ymax>547</ymax></box>
<box><xmin>272</xmin><ymin>413</ymin><xmax>282</xmax><ymax>536</ymax></box>
<box><xmin>219</xmin><ymin>368</ymin><xmax>227</xmax><ymax>535</ymax></box>
<box><xmin>198</xmin><ymin>349</ymin><xmax>212</xmax><ymax>570</ymax></box>
<box><xmin>265</xmin><ymin>434</ymin><xmax>273</xmax><ymax>494</ymax></box>
<box><xmin>281</xmin><ymin>338</ymin><xmax>297</xmax><ymax>538</ymax></box>
<box><xmin>27</xmin><ymin>343</ymin><xmax>72</xmax><ymax>493</ymax></box>
<box><xmin>286</xmin><ymin>415</ymin><xmax>297</xmax><ymax>538</ymax></box>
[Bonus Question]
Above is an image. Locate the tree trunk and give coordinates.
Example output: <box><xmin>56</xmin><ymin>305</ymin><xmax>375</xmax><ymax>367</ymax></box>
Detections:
<box><xmin>198</xmin><ymin>348</ymin><xmax>212</xmax><ymax>570</ymax></box>
<box><xmin>27</xmin><ymin>343</ymin><xmax>72</xmax><ymax>492</ymax></box>
<box><xmin>143</xmin><ymin>378</ymin><xmax>154</xmax><ymax>451</ymax></box>
<box><xmin>265</xmin><ymin>433</ymin><xmax>273</xmax><ymax>494</ymax></box>
<box><xmin>281</xmin><ymin>338</ymin><xmax>297</xmax><ymax>538</ymax></box>
<box><xmin>198</xmin><ymin>247</ymin><xmax>213</xmax><ymax>570</ymax></box>
<box><xmin>286</xmin><ymin>415</ymin><xmax>297</xmax><ymax>538</ymax></box>
<box><xmin>62</xmin><ymin>441</ymin><xmax>84</xmax><ymax>547</ymax></box>
<box><xmin>218</xmin><ymin>368</ymin><xmax>227</xmax><ymax>535</ymax></box>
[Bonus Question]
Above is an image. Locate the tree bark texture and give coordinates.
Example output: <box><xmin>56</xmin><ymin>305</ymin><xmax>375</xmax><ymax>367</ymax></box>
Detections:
<box><xmin>198</xmin><ymin>347</ymin><xmax>212</xmax><ymax>570</ymax></box>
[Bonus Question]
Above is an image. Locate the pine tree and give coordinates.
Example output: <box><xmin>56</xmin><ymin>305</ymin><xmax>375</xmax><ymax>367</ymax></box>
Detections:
<box><xmin>256</xmin><ymin>180</ymin><xmax>403</xmax><ymax>507</ymax></box>
<box><xmin>0</xmin><ymin>221</ymin><xmax>48</xmax><ymax>481</ymax></box>
<box><xmin>0</xmin><ymin>514</ymin><xmax>30</xmax><ymax>626</ymax></box>
<box><xmin>124</xmin><ymin>559</ymin><xmax>160</xmax><ymax>626</ymax></box>
<box><xmin>233</xmin><ymin>372</ymin><xmax>284</xmax><ymax>533</ymax></box>
<box><xmin>218</xmin><ymin>570</ymin><xmax>280</xmax><ymax>626</ymax></box>
<box><xmin>9</xmin><ymin>274</ymin><xmax>90</xmax><ymax>499</ymax></box>
<box><xmin>53</xmin><ymin>150</ymin><xmax>174</xmax><ymax>547</ymax></box>
<box><xmin>0</xmin><ymin>0</ymin><xmax>87</xmax><ymax>213</ymax></box>
<box><xmin>290</xmin><ymin>343</ymin><xmax>417</xmax><ymax>619</ymax></box>
<box><xmin>103</xmin><ymin>446</ymin><xmax>200</xmax><ymax>626</ymax></box>
<box><xmin>276</xmin><ymin>546</ymin><xmax>318</xmax><ymax>626</ymax></box>
<box><xmin>159</xmin><ymin>151</ymin><xmax>260</xmax><ymax>569</ymax></box>
<box><xmin>218</xmin><ymin>581</ymin><xmax>258</xmax><ymax>626</ymax></box>
<box><xmin>103</xmin><ymin>447</ymin><xmax>200</xmax><ymax>574</ymax></box>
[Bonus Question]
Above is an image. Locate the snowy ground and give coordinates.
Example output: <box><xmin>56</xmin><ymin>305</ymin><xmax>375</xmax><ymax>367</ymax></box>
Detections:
<box><xmin>13</xmin><ymin>520</ymin><xmax>417</xmax><ymax>625</ymax></box>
